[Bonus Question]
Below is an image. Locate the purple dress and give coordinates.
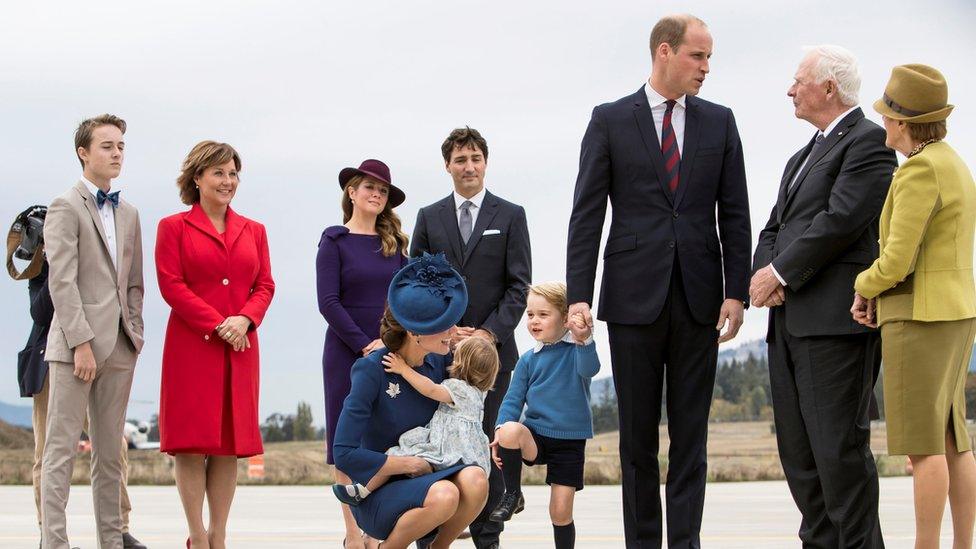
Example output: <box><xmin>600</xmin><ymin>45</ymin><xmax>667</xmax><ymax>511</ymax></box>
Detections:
<box><xmin>316</xmin><ymin>225</ymin><xmax>407</xmax><ymax>463</ymax></box>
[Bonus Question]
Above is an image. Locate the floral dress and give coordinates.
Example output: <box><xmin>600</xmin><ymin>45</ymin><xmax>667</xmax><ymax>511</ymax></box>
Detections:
<box><xmin>386</xmin><ymin>378</ymin><xmax>491</xmax><ymax>473</ymax></box>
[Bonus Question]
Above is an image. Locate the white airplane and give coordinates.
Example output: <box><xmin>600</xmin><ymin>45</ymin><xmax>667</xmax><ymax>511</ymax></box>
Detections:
<box><xmin>124</xmin><ymin>420</ymin><xmax>160</xmax><ymax>450</ymax></box>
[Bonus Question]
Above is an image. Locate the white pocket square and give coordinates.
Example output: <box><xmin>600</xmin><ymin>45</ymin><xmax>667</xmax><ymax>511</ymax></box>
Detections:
<box><xmin>482</xmin><ymin>229</ymin><xmax>501</xmax><ymax>236</ymax></box>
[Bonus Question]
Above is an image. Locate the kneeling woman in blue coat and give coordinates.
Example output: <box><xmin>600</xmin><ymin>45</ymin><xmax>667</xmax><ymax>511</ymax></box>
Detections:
<box><xmin>333</xmin><ymin>253</ymin><xmax>488</xmax><ymax>548</ymax></box>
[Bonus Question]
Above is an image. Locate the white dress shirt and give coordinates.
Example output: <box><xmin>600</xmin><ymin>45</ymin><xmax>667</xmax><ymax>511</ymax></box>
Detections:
<box><xmin>644</xmin><ymin>81</ymin><xmax>687</xmax><ymax>155</ymax></box>
<box><xmin>81</xmin><ymin>176</ymin><xmax>118</xmax><ymax>269</ymax></box>
<box><xmin>454</xmin><ymin>186</ymin><xmax>487</xmax><ymax>229</ymax></box>
<box><xmin>771</xmin><ymin>105</ymin><xmax>860</xmax><ymax>286</ymax></box>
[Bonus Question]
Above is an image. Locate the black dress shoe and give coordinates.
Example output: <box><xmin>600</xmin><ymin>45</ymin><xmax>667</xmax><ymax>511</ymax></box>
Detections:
<box><xmin>489</xmin><ymin>491</ymin><xmax>525</xmax><ymax>522</ymax></box>
<box><xmin>122</xmin><ymin>531</ymin><xmax>148</xmax><ymax>549</ymax></box>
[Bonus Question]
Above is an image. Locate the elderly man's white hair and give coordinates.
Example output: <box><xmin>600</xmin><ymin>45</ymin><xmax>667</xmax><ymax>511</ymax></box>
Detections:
<box><xmin>802</xmin><ymin>45</ymin><xmax>861</xmax><ymax>107</ymax></box>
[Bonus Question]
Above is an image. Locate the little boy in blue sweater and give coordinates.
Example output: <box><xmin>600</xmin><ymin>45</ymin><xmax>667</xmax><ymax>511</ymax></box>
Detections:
<box><xmin>488</xmin><ymin>282</ymin><xmax>600</xmax><ymax>549</ymax></box>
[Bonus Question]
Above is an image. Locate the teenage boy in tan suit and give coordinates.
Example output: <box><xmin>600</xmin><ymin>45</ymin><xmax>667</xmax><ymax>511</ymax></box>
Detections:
<box><xmin>41</xmin><ymin>114</ymin><xmax>145</xmax><ymax>549</ymax></box>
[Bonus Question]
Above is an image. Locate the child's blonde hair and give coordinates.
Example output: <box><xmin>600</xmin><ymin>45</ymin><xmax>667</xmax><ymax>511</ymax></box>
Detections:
<box><xmin>450</xmin><ymin>337</ymin><xmax>499</xmax><ymax>392</ymax></box>
<box><xmin>528</xmin><ymin>281</ymin><xmax>568</xmax><ymax>316</ymax></box>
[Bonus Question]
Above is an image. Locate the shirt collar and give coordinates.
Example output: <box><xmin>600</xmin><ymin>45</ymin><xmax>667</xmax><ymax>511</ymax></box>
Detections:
<box><xmin>454</xmin><ymin>187</ymin><xmax>487</xmax><ymax>211</ymax></box>
<box><xmin>820</xmin><ymin>105</ymin><xmax>859</xmax><ymax>139</ymax></box>
<box><xmin>533</xmin><ymin>329</ymin><xmax>576</xmax><ymax>353</ymax></box>
<box><xmin>644</xmin><ymin>81</ymin><xmax>686</xmax><ymax>110</ymax></box>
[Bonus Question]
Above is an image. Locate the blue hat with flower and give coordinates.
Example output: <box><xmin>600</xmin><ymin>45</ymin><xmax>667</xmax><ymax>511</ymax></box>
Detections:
<box><xmin>388</xmin><ymin>252</ymin><xmax>468</xmax><ymax>335</ymax></box>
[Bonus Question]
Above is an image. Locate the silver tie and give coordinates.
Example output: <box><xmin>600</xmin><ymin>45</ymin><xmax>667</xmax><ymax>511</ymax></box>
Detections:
<box><xmin>459</xmin><ymin>200</ymin><xmax>474</xmax><ymax>244</ymax></box>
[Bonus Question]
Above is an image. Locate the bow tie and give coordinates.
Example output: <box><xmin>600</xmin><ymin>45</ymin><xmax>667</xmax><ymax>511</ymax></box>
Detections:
<box><xmin>96</xmin><ymin>189</ymin><xmax>120</xmax><ymax>209</ymax></box>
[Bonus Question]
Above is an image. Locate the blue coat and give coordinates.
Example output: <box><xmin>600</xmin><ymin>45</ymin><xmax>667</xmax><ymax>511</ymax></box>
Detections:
<box><xmin>333</xmin><ymin>349</ymin><xmax>467</xmax><ymax>538</ymax></box>
<box><xmin>17</xmin><ymin>263</ymin><xmax>53</xmax><ymax>397</ymax></box>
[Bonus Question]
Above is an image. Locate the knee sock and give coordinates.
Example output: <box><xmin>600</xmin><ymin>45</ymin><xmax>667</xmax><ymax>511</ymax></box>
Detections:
<box><xmin>497</xmin><ymin>446</ymin><xmax>523</xmax><ymax>494</ymax></box>
<box><xmin>553</xmin><ymin>522</ymin><xmax>575</xmax><ymax>549</ymax></box>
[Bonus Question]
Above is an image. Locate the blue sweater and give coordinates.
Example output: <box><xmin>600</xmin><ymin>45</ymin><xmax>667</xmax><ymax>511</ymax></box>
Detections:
<box><xmin>495</xmin><ymin>338</ymin><xmax>600</xmax><ymax>440</ymax></box>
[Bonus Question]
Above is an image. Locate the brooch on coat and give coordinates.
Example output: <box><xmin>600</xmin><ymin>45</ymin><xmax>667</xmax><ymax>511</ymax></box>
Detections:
<box><xmin>386</xmin><ymin>382</ymin><xmax>401</xmax><ymax>399</ymax></box>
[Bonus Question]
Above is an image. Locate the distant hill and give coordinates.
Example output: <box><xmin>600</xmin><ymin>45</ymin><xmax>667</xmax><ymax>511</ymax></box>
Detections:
<box><xmin>0</xmin><ymin>400</ymin><xmax>32</xmax><ymax>428</ymax></box>
<box><xmin>0</xmin><ymin>418</ymin><xmax>33</xmax><ymax>449</ymax></box>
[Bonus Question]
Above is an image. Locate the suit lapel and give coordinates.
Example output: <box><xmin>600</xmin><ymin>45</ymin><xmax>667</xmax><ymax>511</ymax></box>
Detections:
<box><xmin>223</xmin><ymin>207</ymin><xmax>247</xmax><ymax>251</ymax></box>
<box><xmin>461</xmin><ymin>192</ymin><xmax>500</xmax><ymax>266</ymax></box>
<box><xmin>184</xmin><ymin>203</ymin><xmax>226</xmax><ymax>248</ymax></box>
<box><xmin>776</xmin><ymin>142</ymin><xmax>814</xmax><ymax>223</ymax></box>
<box><xmin>437</xmin><ymin>197</ymin><xmax>464</xmax><ymax>265</ymax></box>
<box><xmin>74</xmin><ymin>181</ymin><xmax>117</xmax><ymax>281</ymax></box>
<box><xmin>783</xmin><ymin>109</ymin><xmax>865</xmax><ymax>212</ymax></box>
<box><xmin>674</xmin><ymin>97</ymin><xmax>700</xmax><ymax>208</ymax></box>
<box><xmin>631</xmin><ymin>88</ymin><xmax>675</xmax><ymax>206</ymax></box>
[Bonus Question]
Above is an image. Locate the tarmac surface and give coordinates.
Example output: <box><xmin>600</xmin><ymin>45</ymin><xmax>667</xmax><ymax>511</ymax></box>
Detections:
<box><xmin>0</xmin><ymin>477</ymin><xmax>955</xmax><ymax>548</ymax></box>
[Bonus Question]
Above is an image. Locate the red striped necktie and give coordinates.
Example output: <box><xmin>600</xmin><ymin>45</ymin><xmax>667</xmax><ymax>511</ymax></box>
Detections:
<box><xmin>661</xmin><ymin>100</ymin><xmax>680</xmax><ymax>192</ymax></box>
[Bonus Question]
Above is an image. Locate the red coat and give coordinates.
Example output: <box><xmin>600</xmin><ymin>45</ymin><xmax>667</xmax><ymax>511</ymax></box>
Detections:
<box><xmin>156</xmin><ymin>204</ymin><xmax>275</xmax><ymax>456</ymax></box>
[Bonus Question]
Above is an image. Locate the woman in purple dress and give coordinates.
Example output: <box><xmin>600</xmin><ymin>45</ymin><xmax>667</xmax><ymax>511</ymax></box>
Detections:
<box><xmin>316</xmin><ymin>159</ymin><xmax>408</xmax><ymax>548</ymax></box>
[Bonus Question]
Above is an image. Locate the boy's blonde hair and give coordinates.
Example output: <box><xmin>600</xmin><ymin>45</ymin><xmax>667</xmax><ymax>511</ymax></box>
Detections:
<box><xmin>528</xmin><ymin>281</ymin><xmax>568</xmax><ymax>316</ymax></box>
<box><xmin>450</xmin><ymin>337</ymin><xmax>499</xmax><ymax>392</ymax></box>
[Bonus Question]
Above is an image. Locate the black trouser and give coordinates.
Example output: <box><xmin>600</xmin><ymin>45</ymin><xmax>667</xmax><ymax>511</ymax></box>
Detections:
<box><xmin>607</xmin><ymin>264</ymin><xmax>718</xmax><ymax>549</ymax></box>
<box><xmin>467</xmin><ymin>370</ymin><xmax>511</xmax><ymax>548</ymax></box>
<box><xmin>768</xmin><ymin>306</ymin><xmax>884</xmax><ymax>549</ymax></box>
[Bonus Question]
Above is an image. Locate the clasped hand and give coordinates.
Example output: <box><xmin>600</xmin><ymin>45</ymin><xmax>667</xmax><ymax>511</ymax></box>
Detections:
<box><xmin>381</xmin><ymin>352</ymin><xmax>410</xmax><ymax>375</ymax></box>
<box><xmin>565</xmin><ymin>311</ymin><xmax>592</xmax><ymax>343</ymax></box>
<box><xmin>749</xmin><ymin>265</ymin><xmax>785</xmax><ymax>308</ymax></box>
<box><xmin>850</xmin><ymin>292</ymin><xmax>877</xmax><ymax>328</ymax></box>
<box><xmin>217</xmin><ymin>315</ymin><xmax>252</xmax><ymax>352</ymax></box>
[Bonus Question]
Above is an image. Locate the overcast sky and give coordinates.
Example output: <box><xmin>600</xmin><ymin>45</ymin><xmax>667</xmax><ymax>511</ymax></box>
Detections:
<box><xmin>1</xmin><ymin>0</ymin><xmax>974</xmax><ymax>425</ymax></box>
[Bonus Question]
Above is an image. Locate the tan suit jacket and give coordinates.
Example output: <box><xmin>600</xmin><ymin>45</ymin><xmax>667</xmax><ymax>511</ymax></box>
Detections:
<box><xmin>44</xmin><ymin>180</ymin><xmax>144</xmax><ymax>361</ymax></box>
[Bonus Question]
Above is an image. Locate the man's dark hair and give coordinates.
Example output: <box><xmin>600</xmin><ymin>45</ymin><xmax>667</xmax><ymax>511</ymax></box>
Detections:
<box><xmin>441</xmin><ymin>126</ymin><xmax>488</xmax><ymax>163</ymax></box>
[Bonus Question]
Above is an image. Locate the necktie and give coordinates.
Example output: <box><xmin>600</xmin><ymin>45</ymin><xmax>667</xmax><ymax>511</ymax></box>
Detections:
<box><xmin>788</xmin><ymin>132</ymin><xmax>825</xmax><ymax>192</ymax></box>
<box><xmin>459</xmin><ymin>200</ymin><xmax>474</xmax><ymax>244</ymax></box>
<box><xmin>96</xmin><ymin>189</ymin><xmax>120</xmax><ymax>208</ymax></box>
<box><xmin>661</xmin><ymin>100</ymin><xmax>681</xmax><ymax>193</ymax></box>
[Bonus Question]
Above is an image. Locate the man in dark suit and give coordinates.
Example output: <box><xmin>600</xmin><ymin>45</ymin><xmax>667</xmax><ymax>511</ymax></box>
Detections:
<box><xmin>750</xmin><ymin>46</ymin><xmax>896</xmax><ymax>548</ymax></box>
<box><xmin>566</xmin><ymin>15</ymin><xmax>751</xmax><ymax>549</ymax></box>
<box><xmin>411</xmin><ymin>126</ymin><xmax>532</xmax><ymax>549</ymax></box>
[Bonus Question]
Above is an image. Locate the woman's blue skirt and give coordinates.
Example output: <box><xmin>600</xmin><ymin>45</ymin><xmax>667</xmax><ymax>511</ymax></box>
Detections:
<box><xmin>351</xmin><ymin>463</ymin><xmax>469</xmax><ymax>539</ymax></box>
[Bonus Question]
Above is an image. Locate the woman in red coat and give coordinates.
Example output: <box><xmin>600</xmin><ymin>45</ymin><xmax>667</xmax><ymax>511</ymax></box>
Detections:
<box><xmin>156</xmin><ymin>141</ymin><xmax>275</xmax><ymax>549</ymax></box>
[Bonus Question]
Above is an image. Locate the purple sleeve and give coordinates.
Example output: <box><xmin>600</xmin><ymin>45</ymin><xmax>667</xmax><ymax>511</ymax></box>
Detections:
<box><xmin>316</xmin><ymin>235</ymin><xmax>372</xmax><ymax>353</ymax></box>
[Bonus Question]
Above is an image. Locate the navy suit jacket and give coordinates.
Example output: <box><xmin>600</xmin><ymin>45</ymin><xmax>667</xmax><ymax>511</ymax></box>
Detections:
<box><xmin>753</xmin><ymin>108</ymin><xmax>896</xmax><ymax>338</ymax></box>
<box><xmin>18</xmin><ymin>263</ymin><xmax>53</xmax><ymax>397</ymax></box>
<box><xmin>411</xmin><ymin>191</ymin><xmax>531</xmax><ymax>373</ymax></box>
<box><xmin>567</xmin><ymin>87</ymin><xmax>752</xmax><ymax>325</ymax></box>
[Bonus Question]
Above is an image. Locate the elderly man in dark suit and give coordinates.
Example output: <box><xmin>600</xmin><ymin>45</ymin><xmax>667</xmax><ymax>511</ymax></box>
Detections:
<box><xmin>410</xmin><ymin>126</ymin><xmax>531</xmax><ymax>549</ymax></box>
<box><xmin>566</xmin><ymin>14</ymin><xmax>751</xmax><ymax>549</ymax></box>
<box><xmin>750</xmin><ymin>45</ymin><xmax>896</xmax><ymax>548</ymax></box>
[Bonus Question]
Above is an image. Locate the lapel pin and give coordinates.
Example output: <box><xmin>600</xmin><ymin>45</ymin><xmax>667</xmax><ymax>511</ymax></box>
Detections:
<box><xmin>386</xmin><ymin>382</ymin><xmax>401</xmax><ymax>399</ymax></box>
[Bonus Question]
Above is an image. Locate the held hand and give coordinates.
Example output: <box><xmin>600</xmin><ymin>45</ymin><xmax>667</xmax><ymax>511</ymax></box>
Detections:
<box><xmin>72</xmin><ymin>341</ymin><xmax>97</xmax><ymax>382</ymax></box>
<box><xmin>471</xmin><ymin>329</ymin><xmax>496</xmax><ymax>344</ymax></box>
<box><xmin>566</xmin><ymin>312</ymin><xmax>592</xmax><ymax>343</ymax></box>
<box><xmin>489</xmin><ymin>434</ymin><xmax>503</xmax><ymax>469</ymax></box>
<box><xmin>451</xmin><ymin>327</ymin><xmax>476</xmax><ymax>347</ymax></box>
<box><xmin>568</xmin><ymin>302</ymin><xmax>593</xmax><ymax>328</ymax></box>
<box><xmin>762</xmin><ymin>286</ymin><xmax>786</xmax><ymax>308</ymax></box>
<box><xmin>716</xmin><ymin>299</ymin><xmax>744</xmax><ymax>344</ymax></box>
<box><xmin>749</xmin><ymin>266</ymin><xmax>784</xmax><ymax>308</ymax></box>
<box><xmin>851</xmin><ymin>293</ymin><xmax>878</xmax><ymax>328</ymax></box>
<box><xmin>362</xmin><ymin>338</ymin><xmax>383</xmax><ymax>357</ymax></box>
<box><xmin>381</xmin><ymin>353</ymin><xmax>410</xmax><ymax>376</ymax></box>
<box><xmin>217</xmin><ymin>315</ymin><xmax>252</xmax><ymax>352</ymax></box>
<box><xmin>404</xmin><ymin>456</ymin><xmax>433</xmax><ymax>478</ymax></box>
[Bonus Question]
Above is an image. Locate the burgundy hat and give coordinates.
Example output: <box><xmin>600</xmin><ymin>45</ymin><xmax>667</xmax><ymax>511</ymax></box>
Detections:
<box><xmin>338</xmin><ymin>159</ymin><xmax>405</xmax><ymax>208</ymax></box>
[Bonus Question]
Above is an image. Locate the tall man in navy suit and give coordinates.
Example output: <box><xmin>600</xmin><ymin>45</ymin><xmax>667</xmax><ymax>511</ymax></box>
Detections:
<box><xmin>566</xmin><ymin>15</ymin><xmax>751</xmax><ymax>548</ymax></box>
<box><xmin>411</xmin><ymin>127</ymin><xmax>532</xmax><ymax>549</ymax></box>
